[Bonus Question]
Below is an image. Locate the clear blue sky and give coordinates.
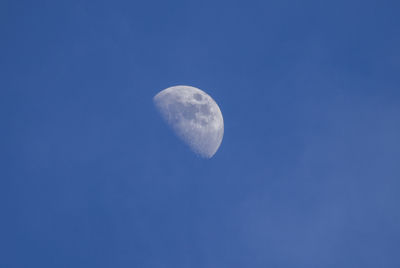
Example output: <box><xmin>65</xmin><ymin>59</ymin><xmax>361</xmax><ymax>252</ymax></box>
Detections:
<box><xmin>1</xmin><ymin>0</ymin><xmax>400</xmax><ymax>267</ymax></box>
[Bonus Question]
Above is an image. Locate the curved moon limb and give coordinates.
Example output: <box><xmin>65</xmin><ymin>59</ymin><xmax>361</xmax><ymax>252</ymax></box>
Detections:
<box><xmin>153</xmin><ymin>85</ymin><xmax>224</xmax><ymax>158</ymax></box>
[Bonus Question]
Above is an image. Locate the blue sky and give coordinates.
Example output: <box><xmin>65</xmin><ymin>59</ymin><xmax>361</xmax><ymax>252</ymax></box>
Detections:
<box><xmin>1</xmin><ymin>0</ymin><xmax>400</xmax><ymax>267</ymax></box>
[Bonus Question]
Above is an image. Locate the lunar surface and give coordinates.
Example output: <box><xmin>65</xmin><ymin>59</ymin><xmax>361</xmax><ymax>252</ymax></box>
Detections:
<box><xmin>153</xmin><ymin>85</ymin><xmax>224</xmax><ymax>158</ymax></box>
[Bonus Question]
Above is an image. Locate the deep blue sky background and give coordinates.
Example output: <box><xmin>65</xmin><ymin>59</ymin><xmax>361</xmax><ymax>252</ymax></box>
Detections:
<box><xmin>1</xmin><ymin>0</ymin><xmax>400</xmax><ymax>267</ymax></box>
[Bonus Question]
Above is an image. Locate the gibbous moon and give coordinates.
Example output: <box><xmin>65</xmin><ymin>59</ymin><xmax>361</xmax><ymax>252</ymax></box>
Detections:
<box><xmin>153</xmin><ymin>85</ymin><xmax>224</xmax><ymax>158</ymax></box>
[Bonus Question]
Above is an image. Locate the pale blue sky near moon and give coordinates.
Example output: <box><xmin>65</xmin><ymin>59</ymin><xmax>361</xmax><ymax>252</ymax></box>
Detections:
<box><xmin>1</xmin><ymin>0</ymin><xmax>400</xmax><ymax>267</ymax></box>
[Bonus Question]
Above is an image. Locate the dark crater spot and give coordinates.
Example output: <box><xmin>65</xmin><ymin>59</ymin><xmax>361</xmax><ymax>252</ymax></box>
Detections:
<box><xmin>169</xmin><ymin>102</ymin><xmax>199</xmax><ymax>120</ymax></box>
<box><xmin>199</xmin><ymin>104</ymin><xmax>211</xmax><ymax>115</ymax></box>
<box><xmin>193</xmin><ymin>93</ymin><xmax>203</xmax><ymax>101</ymax></box>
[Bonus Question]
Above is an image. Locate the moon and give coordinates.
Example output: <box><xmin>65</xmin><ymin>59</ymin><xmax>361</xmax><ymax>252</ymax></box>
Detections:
<box><xmin>153</xmin><ymin>85</ymin><xmax>224</xmax><ymax>158</ymax></box>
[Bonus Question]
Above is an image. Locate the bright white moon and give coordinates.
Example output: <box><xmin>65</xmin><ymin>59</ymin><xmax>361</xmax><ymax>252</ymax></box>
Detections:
<box><xmin>153</xmin><ymin>85</ymin><xmax>224</xmax><ymax>158</ymax></box>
